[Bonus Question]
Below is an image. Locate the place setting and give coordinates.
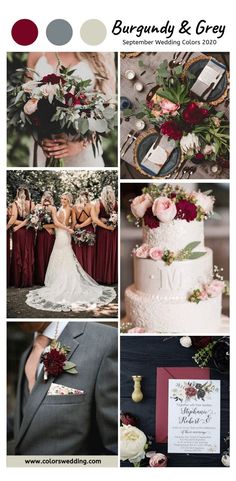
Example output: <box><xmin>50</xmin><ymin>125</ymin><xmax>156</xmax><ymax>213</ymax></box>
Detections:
<box><xmin>120</xmin><ymin>52</ymin><xmax>229</xmax><ymax>180</ymax></box>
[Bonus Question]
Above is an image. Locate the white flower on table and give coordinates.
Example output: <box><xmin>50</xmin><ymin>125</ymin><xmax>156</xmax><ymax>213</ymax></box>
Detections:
<box><xmin>120</xmin><ymin>425</ymin><xmax>147</xmax><ymax>466</ymax></box>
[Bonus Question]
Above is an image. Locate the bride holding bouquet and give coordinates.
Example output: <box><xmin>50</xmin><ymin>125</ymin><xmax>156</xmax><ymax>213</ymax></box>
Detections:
<box><xmin>8</xmin><ymin>52</ymin><xmax>117</xmax><ymax>167</ymax></box>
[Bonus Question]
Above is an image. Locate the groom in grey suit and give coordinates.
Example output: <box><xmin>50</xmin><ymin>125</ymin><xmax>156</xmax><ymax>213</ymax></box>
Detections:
<box><xmin>11</xmin><ymin>321</ymin><xmax>118</xmax><ymax>455</ymax></box>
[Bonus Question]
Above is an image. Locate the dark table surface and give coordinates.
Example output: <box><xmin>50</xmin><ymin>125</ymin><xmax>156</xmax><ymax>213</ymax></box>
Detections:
<box><xmin>120</xmin><ymin>336</ymin><xmax>229</xmax><ymax>467</ymax></box>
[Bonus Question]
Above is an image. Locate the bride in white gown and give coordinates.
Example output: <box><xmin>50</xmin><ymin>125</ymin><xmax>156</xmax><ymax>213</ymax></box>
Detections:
<box><xmin>28</xmin><ymin>52</ymin><xmax>116</xmax><ymax>168</ymax></box>
<box><xmin>26</xmin><ymin>193</ymin><xmax>116</xmax><ymax>312</ymax></box>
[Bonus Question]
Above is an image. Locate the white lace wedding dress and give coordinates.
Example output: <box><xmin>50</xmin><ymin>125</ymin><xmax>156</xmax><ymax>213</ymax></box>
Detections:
<box><xmin>30</xmin><ymin>55</ymin><xmax>104</xmax><ymax>167</ymax></box>
<box><xmin>26</xmin><ymin>209</ymin><xmax>116</xmax><ymax>312</ymax></box>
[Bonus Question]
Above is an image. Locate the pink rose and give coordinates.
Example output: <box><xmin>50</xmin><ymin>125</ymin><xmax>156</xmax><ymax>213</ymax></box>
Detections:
<box><xmin>205</xmin><ymin>279</ymin><xmax>225</xmax><ymax>297</ymax></box>
<box><xmin>160</xmin><ymin>98</ymin><xmax>180</xmax><ymax>116</ymax></box>
<box><xmin>23</xmin><ymin>98</ymin><xmax>38</xmax><ymax>115</ymax></box>
<box><xmin>149</xmin><ymin>453</ymin><xmax>167</xmax><ymax>467</ymax></box>
<box><xmin>135</xmin><ymin>244</ymin><xmax>149</xmax><ymax>258</ymax></box>
<box><xmin>149</xmin><ymin>247</ymin><xmax>163</xmax><ymax>261</ymax></box>
<box><xmin>128</xmin><ymin>327</ymin><xmax>146</xmax><ymax>333</ymax></box>
<box><xmin>152</xmin><ymin>196</ymin><xmax>177</xmax><ymax>223</ymax></box>
<box><xmin>200</xmin><ymin>289</ymin><xmax>208</xmax><ymax>301</ymax></box>
<box><xmin>131</xmin><ymin>194</ymin><xmax>152</xmax><ymax>218</ymax></box>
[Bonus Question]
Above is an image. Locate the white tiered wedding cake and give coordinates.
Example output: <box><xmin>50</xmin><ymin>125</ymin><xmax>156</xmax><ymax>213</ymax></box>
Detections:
<box><xmin>125</xmin><ymin>185</ymin><xmax>227</xmax><ymax>333</ymax></box>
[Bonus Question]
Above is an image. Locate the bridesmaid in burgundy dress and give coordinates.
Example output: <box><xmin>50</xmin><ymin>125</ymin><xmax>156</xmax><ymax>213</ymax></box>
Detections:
<box><xmin>10</xmin><ymin>186</ymin><xmax>35</xmax><ymax>288</ymax></box>
<box><xmin>92</xmin><ymin>185</ymin><xmax>118</xmax><ymax>285</ymax></box>
<box><xmin>72</xmin><ymin>192</ymin><xmax>95</xmax><ymax>277</ymax></box>
<box><xmin>7</xmin><ymin>204</ymin><xmax>13</xmax><ymax>287</ymax></box>
<box><xmin>34</xmin><ymin>191</ymin><xmax>55</xmax><ymax>285</ymax></box>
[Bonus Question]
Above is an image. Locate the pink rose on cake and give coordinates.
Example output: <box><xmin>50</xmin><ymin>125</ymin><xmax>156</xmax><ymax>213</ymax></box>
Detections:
<box><xmin>131</xmin><ymin>194</ymin><xmax>152</xmax><ymax>218</ymax></box>
<box><xmin>149</xmin><ymin>247</ymin><xmax>163</xmax><ymax>261</ymax></box>
<box><xmin>135</xmin><ymin>244</ymin><xmax>150</xmax><ymax>258</ymax></box>
<box><xmin>192</xmin><ymin>191</ymin><xmax>215</xmax><ymax>214</ymax></box>
<box><xmin>152</xmin><ymin>197</ymin><xmax>177</xmax><ymax>223</ymax></box>
<box><xmin>205</xmin><ymin>279</ymin><xmax>225</xmax><ymax>297</ymax></box>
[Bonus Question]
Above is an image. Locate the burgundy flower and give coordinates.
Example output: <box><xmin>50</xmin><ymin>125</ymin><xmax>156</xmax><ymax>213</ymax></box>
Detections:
<box><xmin>182</xmin><ymin>102</ymin><xmax>209</xmax><ymax>125</ymax></box>
<box><xmin>42</xmin><ymin>348</ymin><xmax>66</xmax><ymax>376</ymax></box>
<box><xmin>120</xmin><ymin>412</ymin><xmax>137</xmax><ymax>426</ymax></box>
<box><xmin>176</xmin><ymin>200</ymin><xmax>197</xmax><ymax>222</ymax></box>
<box><xmin>185</xmin><ymin>386</ymin><xmax>197</xmax><ymax>397</ymax></box>
<box><xmin>191</xmin><ymin>336</ymin><xmax>212</xmax><ymax>348</ymax></box>
<box><xmin>168</xmin><ymin>192</ymin><xmax>177</xmax><ymax>199</ymax></box>
<box><xmin>143</xmin><ymin>207</ymin><xmax>160</xmax><ymax>229</ymax></box>
<box><xmin>65</xmin><ymin>92</ymin><xmax>87</xmax><ymax>106</ymax></box>
<box><xmin>160</xmin><ymin>120</ymin><xmax>183</xmax><ymax>140</ymax></box>
<box><xmin>192</xmin><ymin>152</ymin><xmax>205</xmax><ymax>164</ymax></box>
<box><xmin>42</xmin><ymin>74</ymin><xmax>65</xmax><ymax>85</ymax></box>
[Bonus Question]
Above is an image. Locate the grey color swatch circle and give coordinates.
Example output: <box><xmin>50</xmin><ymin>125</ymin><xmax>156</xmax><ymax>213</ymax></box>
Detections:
<box><xmin>46</xmin><ymin>19</ymin><xmax>73</xmax><ymax>45</ymax></box>
<box><xmin>80</xmin><ymin>19</ymin><xmax>107</xmax><ymax>45</ymax></box>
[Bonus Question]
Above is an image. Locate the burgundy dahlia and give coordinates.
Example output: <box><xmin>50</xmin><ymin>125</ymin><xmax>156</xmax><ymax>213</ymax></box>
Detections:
<box><xmin>182</xmin><ymin>102</ymin><xmax>209</xmax><ymax>125</ymax></box>
<box><xmin>42</xmin><ymin>348</ymin><xmax>66</xmax><ymax>376</ymax></box>
<box><xmin>42</xmin><ymin>73</ymin><xmax>65</xmax><ymax>85</ymax></box>
<box><xmin>144</xmin><ymin>207</ymin><xmax>160</xmax><ymax>229</ymax></box>
<box><xmin>160</xmin><ymin>120</ymin><xmax>183</xmax><ymax>140</ymax></box>
<box><xmin>176</xmin><ymin>200</ymin><xmax>197</xmax><ymax>222</ymax></box>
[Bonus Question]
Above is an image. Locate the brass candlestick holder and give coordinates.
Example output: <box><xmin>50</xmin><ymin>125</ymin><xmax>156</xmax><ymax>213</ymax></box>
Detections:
<box><xmin>131</xmin><ymin>375</ymin><xmax>143</xmax><ymax>403</ymax></box>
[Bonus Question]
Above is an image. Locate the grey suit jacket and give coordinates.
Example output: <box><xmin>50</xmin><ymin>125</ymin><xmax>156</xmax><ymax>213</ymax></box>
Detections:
<box><xmin>13</xmin><ymin>322</ymin><xmax>118</xmax><ymax>455</ymax></box>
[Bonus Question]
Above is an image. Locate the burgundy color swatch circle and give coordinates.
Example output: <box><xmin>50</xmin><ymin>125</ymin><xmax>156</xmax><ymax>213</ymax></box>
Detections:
<box><xmin>11</xmin><ymin>19</ymin><xmax>38</xmax><ymax>46</ymax></box>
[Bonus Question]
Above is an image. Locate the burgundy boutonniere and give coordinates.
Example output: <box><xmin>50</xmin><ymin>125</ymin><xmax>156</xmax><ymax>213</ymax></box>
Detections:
<box><xmin>41</xmin><ymin>340</ymin><xmax>78</xmax><ymax>380</ymax></box>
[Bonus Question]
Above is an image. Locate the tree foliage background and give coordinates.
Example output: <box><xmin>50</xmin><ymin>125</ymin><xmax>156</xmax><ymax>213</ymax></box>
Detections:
<box><xmin>7</xmin><ymin>170</ymin><xmax>118</xmax><ymax>205</ymax></box>
<box><xmin>7</xmin><ymin>53</ymin><xmax>118</xmax><ymax>167</ymax></box>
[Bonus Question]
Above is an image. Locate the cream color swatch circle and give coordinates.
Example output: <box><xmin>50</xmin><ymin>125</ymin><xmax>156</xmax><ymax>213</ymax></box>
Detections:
<box><xmin>80</xmin><ymin>19</ymin><xmax>107</xmax><ymax>45</ymax></box>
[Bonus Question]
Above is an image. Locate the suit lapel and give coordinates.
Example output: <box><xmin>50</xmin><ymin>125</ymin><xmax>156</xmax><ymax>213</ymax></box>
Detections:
<box><xmin>15</xmin><ymin>322</ymin><xmax>86</xmax><ymax>448</ymax></box>
<box><xmin>14</xmin><ymin>346</ymin><xmax>31</xmax><ymax>437</ymax></box>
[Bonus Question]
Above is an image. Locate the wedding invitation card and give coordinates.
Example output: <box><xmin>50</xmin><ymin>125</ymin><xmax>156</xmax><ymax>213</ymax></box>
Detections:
<box><xmin>155</xmin><ymin>367</ymin><xmax>210</xmax><ymax>443</ymax></box>
<box><xmin>168</xmin><ymin>379</ymin><xmax>221</xmax><ymax>454</ymax></box>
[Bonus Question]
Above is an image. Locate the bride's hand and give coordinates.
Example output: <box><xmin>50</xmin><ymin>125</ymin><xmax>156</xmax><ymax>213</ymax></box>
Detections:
<box><xmin>68</xmin><ymin>228</ymin><xmax>74</xmax><ymax>235</ymax></box>
<box><xmin>41</xmin><ymin>138</ymin><xmax>90</xmax><ymax>159</ymax></box>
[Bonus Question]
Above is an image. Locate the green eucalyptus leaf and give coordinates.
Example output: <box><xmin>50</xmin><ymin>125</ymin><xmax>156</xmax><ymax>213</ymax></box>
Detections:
<box><xmin>187</xmin><ymin>252</ymin><xmax>206</xmax><ymax>259</ymax></box>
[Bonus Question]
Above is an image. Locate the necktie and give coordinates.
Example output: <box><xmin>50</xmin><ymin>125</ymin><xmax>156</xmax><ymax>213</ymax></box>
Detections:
<box><xmin>25</xmin><ymin>334</ymin><xmax>50</xmax><ymax>392</ymax></box>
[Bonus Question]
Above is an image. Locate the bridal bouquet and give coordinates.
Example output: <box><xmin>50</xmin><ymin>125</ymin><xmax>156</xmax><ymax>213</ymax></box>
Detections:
<box><xmin>107</xmin><ymin>211</ymin><xmax>118</xmax><ymax>228</ymax></box>
<box><xmin>26</xmin><ymin>207</ymin><xmax>52</xmax><ymax>230</ymax></box>
<box><xmin>124</xmin><ymin>60</ymin><xmax>229</xmax><ymax>164</ymax></box>
<box><xmin>72</xmin><ymin>228</ymin><xmax>96</xmax><ymax>246</ymax></box>
<box><xmin>7</xmin><ymin>63</ymin><xmax>117</xmax><ymax>167</ymax></box>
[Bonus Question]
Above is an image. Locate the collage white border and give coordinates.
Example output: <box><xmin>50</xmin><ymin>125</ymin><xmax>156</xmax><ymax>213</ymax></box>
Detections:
<box><xmin>0</xmin><ymin>0</ymin><xmax>234</xmax><ymax>480</ymax></box>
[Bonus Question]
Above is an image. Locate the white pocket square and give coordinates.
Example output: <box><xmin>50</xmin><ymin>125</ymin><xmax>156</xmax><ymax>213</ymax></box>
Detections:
<box><xmin>47</xmin><ymin>382</ymin><xmax>84</xmax><ymax>396</ymax></box>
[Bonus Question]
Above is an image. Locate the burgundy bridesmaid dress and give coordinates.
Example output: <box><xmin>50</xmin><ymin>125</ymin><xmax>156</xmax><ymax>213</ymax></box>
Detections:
<box><xmin>72</xmin><ymin>210</ymin><xmax>95</xmax><ymax>278</ymax></box>
<box><xmin>35</xmin><ymin>229</ymin><xmax>55</xmax><ymax>285</ymax></box>
<box><xmin>7</xmin><ymin>228</ymin><xmax>11</xmax><ymax>287</ymax></box>
<box><xmin>95</xmin><ymin>202</ymin><xmax>118</xmax><ymax>285</ymax></box>
<box><xmin>10</xmin><ymin>203</ymin><xmax>35</xmax><ymax>288</ymax></box>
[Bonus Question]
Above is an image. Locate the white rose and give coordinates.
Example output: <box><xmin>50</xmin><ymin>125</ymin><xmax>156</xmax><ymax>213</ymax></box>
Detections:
<box><xmin>180</xmin><ymin>133</ymin><xmax>200</xmax><ymax>154</ymax></box>
<box><xmin>120</xmin><ymin>425</ymin><xmax>147</xmax><ymax>464</ymax></box>
<box><xmin>40</xmin><ymin>83</ymin><xmax>59</xmax><ymax>98</ymax></box>
<box><xmin>221</xmin><ymin>454</ymin><xmax>230</xmax><ymax>467</ymax></box>
<box><xmin>180</xmin><ymin>336</ymin><xmax>192</xmax><ymax>348</ymax></box>
<box><xmin>192</xmin><ymin>191</ymin><xmax>215</xmax><ymax>214</ymax></box>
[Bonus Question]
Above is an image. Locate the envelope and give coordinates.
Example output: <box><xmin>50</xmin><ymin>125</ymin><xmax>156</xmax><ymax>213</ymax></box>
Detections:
<box><xmin>155</xmin><ymin>367</ymin><xmax>210</xmax><ymax>443</ymax></box>
<box><xmin>47</xmin><ymin>382</ymin><xmax>84</xmax><ymax>396</ymax></box>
